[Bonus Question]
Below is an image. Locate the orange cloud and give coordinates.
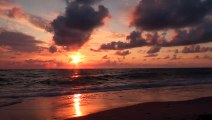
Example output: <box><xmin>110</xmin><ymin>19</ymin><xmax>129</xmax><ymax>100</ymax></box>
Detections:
<box><xmin>0</xmin><ymin>1</ymin><xmax>52</xmax><ymax>31</ymax></box>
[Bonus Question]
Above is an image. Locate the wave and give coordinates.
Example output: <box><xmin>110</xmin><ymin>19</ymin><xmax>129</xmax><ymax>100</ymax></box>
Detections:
<box><xmin>0</xmin><ymin>68</ymin><xmax>211</xmax><ymax>99</ymax></box>
<box><xmin>0</xmin><ymin>99</ymin><xmax>22</xmax><ymax>107</ymax></box>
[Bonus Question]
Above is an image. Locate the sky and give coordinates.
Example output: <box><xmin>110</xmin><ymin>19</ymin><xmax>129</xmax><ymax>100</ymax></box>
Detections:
<box><xmin>0</xmin><ymin>0</ymin><xmax>212</xmax><ymax>69</ymax></box>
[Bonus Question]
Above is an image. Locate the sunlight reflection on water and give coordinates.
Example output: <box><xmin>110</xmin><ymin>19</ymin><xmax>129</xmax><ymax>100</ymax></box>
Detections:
<box><xmin>71</xmin><ymin>69</ymin><xmax>80</xmax><ymax>79</ymax></box>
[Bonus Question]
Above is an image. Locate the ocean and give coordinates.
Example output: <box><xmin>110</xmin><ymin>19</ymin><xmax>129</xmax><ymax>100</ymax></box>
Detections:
<box><xmin>0</xmin><ymin>68</ymin><xmax>212</xmax><ymax>99</ymax></box>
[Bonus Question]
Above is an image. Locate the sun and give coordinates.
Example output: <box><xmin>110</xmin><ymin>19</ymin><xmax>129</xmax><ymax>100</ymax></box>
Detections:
<box><xmin>69</xmin><ymin>52</ymin><xmax>84</xmax><ymax>64</ymax></box>
<box><xmin>72</xmin><ymin>55</ymin><xmax>81</xmax><ymax>64</ymax></box>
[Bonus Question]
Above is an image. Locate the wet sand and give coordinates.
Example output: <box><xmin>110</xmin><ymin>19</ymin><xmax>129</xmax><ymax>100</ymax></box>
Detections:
<box><xmin>1</xmin><ymin>85</ymin><xmax>212</xmax><ymax>120</ymax></box>
<box><xmin>68</xmin><ymin>97</ymin><xmax>212</xmax><ymax>120</ymax></box>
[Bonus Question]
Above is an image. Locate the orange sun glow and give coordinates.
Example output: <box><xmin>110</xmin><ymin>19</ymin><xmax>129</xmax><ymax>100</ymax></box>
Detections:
<box><xmin>69</xmin><ymin>52</ymin><xmax>84</xmax><ymax>64</ymax></box>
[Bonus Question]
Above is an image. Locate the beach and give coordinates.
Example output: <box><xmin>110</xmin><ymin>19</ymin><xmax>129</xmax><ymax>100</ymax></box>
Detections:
<box><xmin>68</xmin><ymin>97</ymin><xmax>212</xmax><ymax>120</ymax></box>
<box><xmin>1</xmin><ymin>84</ymin><xmax>212</xmax><ymax>120</ymax></box>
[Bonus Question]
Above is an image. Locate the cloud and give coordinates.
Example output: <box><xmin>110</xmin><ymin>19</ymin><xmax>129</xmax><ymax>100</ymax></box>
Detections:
<box><xmin>25</xmin><ymin>59</ymin><xmax>54</xmax><ymax>64</ymax></box>
<box><xmin>0</xmin><ymin>1</ymin><xmax>51</xmax><ymax>31</ymax></box>
<box><xmin>51</xmin><ymin>0</ymin><xmax>109</xmax><ymax>50</ymax></box>
<box><xmin>182</xmin><ymin>45</ymin><xmax>212</xmax><ymax>53</ymax></box>
<box><xmin>97</xmin><ymin>59</ymin><xmax>129</xmax><ymax>68</ymax></box>
<box><xmin>162</xmin><ymin>20</ymin><xmax>212</xmax><ymax>47</ymax></box>
<box><xmin>145</xmin><ymin>53</ymin><xmax>158</xmax><ymax>57</ymax></box>
<box><xmin>170</xmin><ymin>55</ymin><xmax>180</xmax><ymax>60</ymax></box>
<box><xmin>175</xmin><ymin>49</ymin><xmax>179</xmax><ymax>54</ymax></box>
<box><xmin>100</xmin><ymin>31</ymin><xmax>151</xmax><ymax>50</ymax></box>
<box><xmin>100</xmin><ymin>20</ymin><xmax>212</xmax><ymax>50</ymax></box>
<box><xmin>102</xmin><ymin>55</ymin><xmax>109</xmax><ymax>59</ymax></box>
<box><xmin>100</xmin><ymin>0</ymin><xmax>212</xmax><ymax>52</ymax></box>
<box><xmin>115</xmin><ymin>50</ymin><xmax>131</xmax><ymax>56</ymax></box>
<box><xmin>24</xmin><ymin>59</ymin><xmax>65</xmax><ymax>69</ymax></box>
<box><xmin>111</xmin><ymin>32</ymin><xmax>126</xmax><ymax>38</ymax></box>
<box><xmin>0</xmin><ymin>29</ymin><xmax>45</xmax><ymax>52</ymax></box>
<box><xmin>147</xmin><ymin>46</ymin><xmax>161</xmax><ymax>54</ymax></box>
<box><xmin>0</xmin><ymin>58</ymin><xmax>70</xmax><ymax>69</ymax></box>
<box><xmin>48</xmin><ymin>45</ymin><xmax>57</xmax><ymax>53</ymax></box>
<box><xmin>90</xmin><ymin>48</ymin><xmax>101</xmax><ymax>52</ymax></box>
<box><xmin>163</xmin><ymin>55</ymin><xmax>170</xmax><ymax>59</ymax></box>
<box><xmin>27</xmin><ymin>14</ymin><xmax>52</xmax><ymax>31</ymax></box>
<box><xmin>194</xmin><ymin>55</ymin><xmax>200</xmax><ymax>59</ymax></box>
<box><xmin>66</xmin><ymin>0</ymin><xmax>102</xmax><ymax>5</ymax></box>
<box><xmin>195</xmin><ymin>55</ymin><xmax>212</xmax><ymax>60</ymax></box>
<box><xmin>130</xmin><ymin>0</ymin><xmax>212</xmax><ymax>30</ymax></box>
<box><xmin>0</xmin><ymin>0</ymin><xmax>16</xmax><ymax>9</ymax></box>
<box><xmin>100</xmin><ymin>31</ymin><xmax>162</xmax><ymax>50</ymax></box>
<box><xmin>203</xmin><ymin>55</ymin><xmax>212</xmax><ymax>60</ymax></box>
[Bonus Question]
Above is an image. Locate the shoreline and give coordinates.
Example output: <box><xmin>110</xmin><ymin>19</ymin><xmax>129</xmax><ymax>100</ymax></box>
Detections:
<box><xmin>67</xmin><ymin>97</ymin><xmax>212</xmax><ymax>120</ymax></box>
<box><xmin>1</xmin><ymin>84</ymin><xmax>212</xmax><ymax>120</ymax></box>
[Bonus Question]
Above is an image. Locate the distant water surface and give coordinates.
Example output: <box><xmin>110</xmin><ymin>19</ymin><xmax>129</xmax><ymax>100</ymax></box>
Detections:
<box><xmin>0</xmin><ymin>68</ymin><xmax>211</xmax><ymax>99</ymax></box>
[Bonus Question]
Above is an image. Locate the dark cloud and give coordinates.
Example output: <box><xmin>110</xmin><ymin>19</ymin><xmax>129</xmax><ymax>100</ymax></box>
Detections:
<box><xmin>97</xmin><ymin>59</ymin><xmax>129</xmax><ymax>68</ymax></box>
<box><xmin>49</xmin><ymin>45</ymin><xmax>57</xmax><ymax>53</ymax></box>
<box><xmin>66</xmin><ymin>0</ymin><xmax>102</xmax><ymax>5</ymax></box>
<box><xmin>147</xmin><ymin>46</ymin><xmax>161</xmax><ymax>54</ymax></box>
<box><xmin>100</xmin><ymin>31</ymin><xmax>162</xmax><ymax>50</ymax></box>
<box><xmin>25</xmin><ymin>59</ymin><xmax>54</xmax><ymax>64</ymax></box>
<box><xmin>194</xmin><ymin>55</ymin><xmax>212</xmax><ymax>60</ymax></box>
<box><xmin>100</xmin><ymin>20</ymin><xmax>212</xmax><ymax>50</ymax></box>
<box><xmin>115</xmin><ymin>50</ymin><xmax>131</xmax><ymax>56</ymax></box>
<box><xmin>162</xmin><ymin>20</ymin><xmax>212</xmax><ymax>47</ymax></box>
<box><xmin>102</xmin><ymin>55</ymin><xmax>109</xmax><ymax>59</ymax></box>
<box><xmin>0</xmin><ymin>30</ymin><xmax>45</xmax><ymax>52</ymax></box>
<box><xmin>182</xmin><ymin>45</ymin><xmax>212</xmax><ymax>53</ymax></box>
<box><xmin>131</xmin><ymin>0</ymin><xmax>212</xmax><ymax>30</ymax></box>
<box><xmin>51</xmin><ymin>0</ymin><xmax>109</xmax><ymax>50</ymax></box>
<box><xmin>90</xmin><ymin>48</ymin><xmax>101</xmax><ymax>52</ymax></box>
<box><xmin>145</xmin><ymin>54</ymin><xmax>158</xmax><ymax>57</ymax></box>
<box><xmin>100</xmin><ymin>31</ymin><xmax>152</xmax><ymax>50</ymax></box>
<box><xmin>100</xmin><ymin>0</ymin><xmax>212</xmax><ymax>51</ymax></box>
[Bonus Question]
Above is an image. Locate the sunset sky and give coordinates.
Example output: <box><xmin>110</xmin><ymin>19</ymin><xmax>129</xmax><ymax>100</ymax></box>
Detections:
<box><xmin>0</xmin><ymin>0</ymin><xmax>212</xmax><ymax>69</ymax></box>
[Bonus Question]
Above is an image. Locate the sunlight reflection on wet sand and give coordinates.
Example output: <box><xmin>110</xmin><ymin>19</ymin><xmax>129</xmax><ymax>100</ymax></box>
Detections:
<box><xmin>73</xmin><ymin>94</ymin><xmax>82</xmax><ymax>117</ymax></box>
<box><xmin>60</xmin><ymin>85</ymin><xmax>212</xmax><ymax>119</ymax></box>
<box><xmin>1</xmin><ymin>85</ymin><xmax>212</xmax><ymax>120</ymax></box>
